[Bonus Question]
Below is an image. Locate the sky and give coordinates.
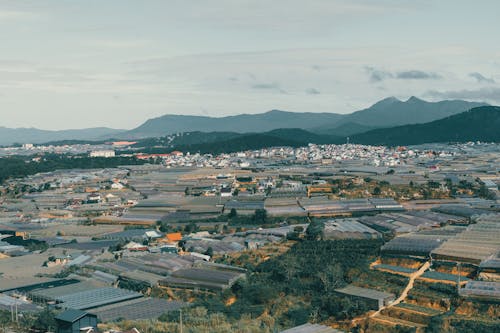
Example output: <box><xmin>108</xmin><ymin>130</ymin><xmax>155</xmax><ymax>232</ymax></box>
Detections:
<box><xmin>1</xmin><ymin>0</ymin><xmax>500</xmax><ymax>130</ymax></box>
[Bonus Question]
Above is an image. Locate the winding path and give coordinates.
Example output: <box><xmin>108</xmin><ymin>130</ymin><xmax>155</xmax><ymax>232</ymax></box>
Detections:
<box><xmin>371</xmin><ymin>261</ymin><xmax>431</xmax><ymax>318</ymax></box>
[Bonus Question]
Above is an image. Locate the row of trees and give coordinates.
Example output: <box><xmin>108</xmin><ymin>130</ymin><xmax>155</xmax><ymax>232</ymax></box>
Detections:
<box><xmin>0</xmin><ymin>154</ymin><xmax>147</xmax><ymax>185</ymax></box>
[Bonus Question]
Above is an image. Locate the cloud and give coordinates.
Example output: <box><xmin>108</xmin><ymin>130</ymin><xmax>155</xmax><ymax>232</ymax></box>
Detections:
<box><xmin>365</xmin><ymin>66</ymin><xmax>393</xmax><ymax>83</ymax></box>
<box><xmin>251</xmin><ymin>82</ymin><xmax>288</xmax><ymax>94</ymax></box>
<box><xmin>469</xmin><ymin>72</ymin><xmax>495</xmax><ymax>83</ymax></box>
<box><xmin>396</xmin><ymin>70</ymin><xmax>441</xmax><ymax>79</ymax></box>
<box><xmin>425</xmin><ymin>87</ymin><xmax>500</xmax><ymax>103</ymax></box>
<box><xmin>306</xmin><ymin>88</ymin><xmax>320</xmax><ymax>95</ymax></box>
<box><xmin>365</xmin><ymin>67</ymin><xmax>441</xmax><ymax>82</ymax></box>
<box><xmin>251</xmin><ymin>82</ymin><xmax>280</xmax><ymax>90</ymax></box>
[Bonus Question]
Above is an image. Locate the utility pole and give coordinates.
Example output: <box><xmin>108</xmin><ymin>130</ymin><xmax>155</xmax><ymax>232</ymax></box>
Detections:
<box><xmin>179</xmin><ymin>308</ymin><xmax>183</xmax><ymax>333</ymax></box>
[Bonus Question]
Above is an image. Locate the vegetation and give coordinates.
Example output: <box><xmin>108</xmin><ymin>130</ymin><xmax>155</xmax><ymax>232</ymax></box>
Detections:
<box><xmin>0</xmin><ymin>308</ymin><xmax>57</xmax><ymax>333</ymax></box>
<box><xmin>0</xmin><ymin>154</ymin><xmax>147</xmax><ymax>185</ymax></box>
<box><xmin>351</xmin><ymin>106</ymin><xmax>500</xmax><ymax>146</ymax></box>
<box><xmin>202</xmin><ymin>239</ymin><xmax>383</xmax><ymax>328</ymax></box>
<box><xmin>118</xmin><ymin>128</ymin><xmax>343</xmax><ymax>155</ymax></box>
<box><xmin>3</xmin><ymin>236</ymin><xmax>48</xmax><ymax>252</ymax></box>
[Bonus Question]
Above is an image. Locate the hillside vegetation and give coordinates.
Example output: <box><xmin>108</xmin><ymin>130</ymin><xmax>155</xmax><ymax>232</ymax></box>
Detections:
<box><xmin>351</xmin><ymin>106</ymin><xmax>500</xmax><ymax>146</ymax></box>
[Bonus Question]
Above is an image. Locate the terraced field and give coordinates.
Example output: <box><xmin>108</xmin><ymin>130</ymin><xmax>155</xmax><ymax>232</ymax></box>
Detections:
<box><xmin>395</xmin><ymin>302</ymin><xmax>444</xmax><ymax>316</ymax></box>
<box><xmin>373</xmin><ymin>264</ymin><xmax>416</xmax><ymax>275</ymax></box>
<box><xmin>420</xmin><ymin>270</ymin><xmax>469</xmax><ymax>283</ymax></box>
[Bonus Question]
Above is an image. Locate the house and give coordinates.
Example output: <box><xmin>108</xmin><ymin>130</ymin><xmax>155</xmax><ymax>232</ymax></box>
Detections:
<box><xmin>55</xmin><ymin>309</ymin><xmax>98</xmax><ymax>333</ymax></box>
<box><xmin>334</xmin><ymin>285</ymin><xmax>395</xmax><ymax>310</ymax></box>
<box><xmin>111</xmin><ymin>182</ymin><xmax>124</xmax><ymax>190</ymax></box>
<box><xmin>89</xmin><ymin>150</ymin><xmax>115</xmax><ymax>158</ymax></box>
<box><xmin>45</xmin><ymin>255</ymin><xmax>71</xmax><ymax>267</ymax></box>
<box><xmin>145</xmin><ymin>230</ymin><xmax>162</xmax><ymax>239</ymax></box>
<box><xmin>220</xmin><ymin>187</ymin><xmax>233</xmax><ymax>197</ymax></box>
<box><xmin>86</xmin><ymin>193</ymin><xmax>101</xmax><ymax>204</ymax></box>
<box><xmin>165</xmin><ymin>232</ymin><xmax>183</xmax><ymax>244</ymax></box>
<box><xmin>124</xmin><ymin>241</ymin><xmax>148</xmax><ymax>252</ymax></box>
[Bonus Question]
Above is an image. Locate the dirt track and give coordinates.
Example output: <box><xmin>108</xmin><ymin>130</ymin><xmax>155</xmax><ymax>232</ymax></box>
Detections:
<box><xmin>371</xmin><ymin>261</ymin><xmax>431</xmax><ymax>318</ymax></box>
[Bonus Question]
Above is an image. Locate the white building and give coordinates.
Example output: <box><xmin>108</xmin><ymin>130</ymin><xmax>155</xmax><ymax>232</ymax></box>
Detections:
<box><xmin>90</xmin><ymin>150</ymin><xmax>115</xmax><ymax>158</ymax></box>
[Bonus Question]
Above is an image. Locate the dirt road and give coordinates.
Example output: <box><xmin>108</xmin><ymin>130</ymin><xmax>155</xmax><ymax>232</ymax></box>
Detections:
<box><xmin>371</xmin><ymin>261</ymin><xmax>431</xmax><ymax>317</ymax></box>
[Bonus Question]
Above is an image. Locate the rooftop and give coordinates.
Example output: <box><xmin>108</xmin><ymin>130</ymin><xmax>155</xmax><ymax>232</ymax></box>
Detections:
<box><xmin>335</xmin><ymin>285</ymin><xmax>395</xmax><ymax>300</ymax></box>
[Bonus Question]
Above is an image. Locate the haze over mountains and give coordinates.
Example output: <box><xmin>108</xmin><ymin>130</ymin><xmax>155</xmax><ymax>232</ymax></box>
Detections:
<box><xmin>129</xmin><ymin>106</ymin><xmax>500</xmax><ymax>154</ymax></box>
<box><xmin>0</xmin><ymin>97</ymin><xmax>489</xmax><ymax>145</ymax></box>
<box><xmin>0</xmin><ymin>127</ymin><xmax>123</xmax><ymax>146</ymax></box>
<box><xmin>120</xmin><ymin>96</ymin><xmax>486</xmax><ymax>138</ymax></box>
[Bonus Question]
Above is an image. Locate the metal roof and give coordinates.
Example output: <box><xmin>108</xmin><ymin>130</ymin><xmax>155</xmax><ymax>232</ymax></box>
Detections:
<box><xmin>30</xmin><ymin>281</ymin><xmax>105</xmax><ymax>300</ymax></box>
<box><xmin>57</xmin><ymin>287</ymin><xmax>142</xmax><ymax>310</ymax></box>
<box><xmin>324</xmin><ymin>219</ymin><xmax>380</xmax><ymax>234</ymax></box>
<box><xmin>0</xmin><ymin>294</ymin><xmax>40</xmax><ymax>312</ymax></box>
<box><xmin>335</xmin><ymin>285</ymin><xmax>395</xmax><ymax>300</ymax></box>
<box><xmin>281</xmin><ymin>323</ymin><xmax>344</xmax><ymax>333</ymax></box>
<box><xmin>55</xmin><ymin>309</ymin><xmax>95</xmax><ymax>323</ymax></box>
<box><xmin>90</xmin><ymin>298</ymin><xmax>186</xmax><ymax>322</ymax></box>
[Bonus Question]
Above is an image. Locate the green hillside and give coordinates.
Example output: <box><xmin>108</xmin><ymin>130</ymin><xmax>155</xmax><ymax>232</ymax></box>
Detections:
<box><xmin>350</xmin><ymin>106</ymin><xmax>500</xmax><ymax>146</ymax></box>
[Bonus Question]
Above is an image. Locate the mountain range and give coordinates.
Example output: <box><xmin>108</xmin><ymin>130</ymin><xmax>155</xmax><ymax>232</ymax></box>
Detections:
<box><xmin>123</xmin><ymin>106</ymin><xmax>500</xmax><ymax>154</ymax></box>
<box><xmin>349</xmin><ymin>106</ymin><xmax>500</xmax><ymax>146</ymax></box>
<box><xmin>0</xmin><ymin>127</ymin><xmax>123</xmax><ymax>147</ymax></box>
<box><xmin>0</xmin><ymin>97</ymin><xmax>489</xmax><ymax>145</ymax></box>
<box><xmin>119</xmin><ymin>96</ymin><xmax>486</xmax><ymax>138</ymax></box>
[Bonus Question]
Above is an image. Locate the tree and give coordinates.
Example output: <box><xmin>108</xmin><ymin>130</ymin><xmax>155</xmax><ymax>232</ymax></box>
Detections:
<box><xmin>32</xmin><ymin>308</ymin><xmax>57</xmax><ymax>332</ymax></box>
<box><xmin>205</xmin><ymin>247</ymin><xmax>214</xmax><ymax>257</ymax></box>
<box><xmin>265</xmin><ymin>186</ymin><xmax>272</xmax><ymax>196</ymax></box>
<box><xmin>372</xmin><ymin>187</ymin><xmax>381</xmax><ymax>195</ymax></box>
<box><xmin>253</xmin><ymin>209</ymin><xmax>267</xmax><ymax>224</ymax></box>
<box><xmin>294</xmin><ymin>226</ymin><xmax>304</xmax><ymax>233</ymax></box>
<box><xmin>478</xmin><ymin>184</ymin><xmax>496</xmax><ymax>200</ymax></box>
<box><xmin>228</xmin><ymin>208</ymin><xmax>237</xmax><ymax>219</ymax></box>
<box><xmin>427</xmin><ymin>180</ymin><xmax>440</xmax><ymax>189</ymax></box>
<box><xmin>305</xmin><ymin>220</ymin><xmax>324</xmax><ymax>240</ymax></box>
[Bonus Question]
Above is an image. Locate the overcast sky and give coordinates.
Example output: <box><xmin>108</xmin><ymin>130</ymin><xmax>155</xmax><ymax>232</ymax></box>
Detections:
<box><xmin>1</xmin><ymin>0</ymin><xmax>499</xmax><ymax>130</ymax></box>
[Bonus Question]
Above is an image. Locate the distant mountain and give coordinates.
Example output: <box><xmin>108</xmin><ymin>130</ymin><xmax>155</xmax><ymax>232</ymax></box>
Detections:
<box><xmin>350</xmin><ymin>106</ymin><xmax>500</xmax><ymax>146</ymax></box>
<box><xmin>120</xmin><ymin>110</ymin><xmax>343</xmax><ymax>138</ymax></box>
<box><xmin>335</xmin><ymin>96</ymin><xmax>487</xmax><ymax>127</ymax></box>
<box><xmin>0</xmin><ymin>127</ymin><xmax>124</xmax><ymax>146</ymax></box>
<box><xmin>119</xmin><ymin>97</ymin><xmax>487</xmax><ymax>139</ymax></box>
<box><xmin>0</xmin><ymin>97</ymin><xmax>489</xmax><ymax>145</ymax></box>
<box><xmin>117</xmin><ymin>107</ymin><xmax>500</xmax><ymax>153</ymax></box>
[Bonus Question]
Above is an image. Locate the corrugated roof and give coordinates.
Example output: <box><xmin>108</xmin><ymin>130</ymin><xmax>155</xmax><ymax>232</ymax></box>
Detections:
<box><xmin>335</xmin><ymin>285</ymin><xmax>395</xmax><ymax>300</ymax></box>
<box><xmin>281</xmin><ymin>323</ymin><xmax>344</xmax><ymax>333</ymax></box>
<box><xmin>57</xmin><ymin>287</ymin><xmax>142</xmax><ymax>310</ymax></box>
<box><xmin>55</xmin><ymin>309</ymin><xmax>94</xmax><ymax>323</ymax></box>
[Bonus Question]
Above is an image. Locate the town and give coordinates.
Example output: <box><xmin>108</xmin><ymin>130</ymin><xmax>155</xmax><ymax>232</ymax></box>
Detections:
<box><xmin>0</xmin><ymin>140</ymin><xmax>498</xmax><ymax>332</ymax></box>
